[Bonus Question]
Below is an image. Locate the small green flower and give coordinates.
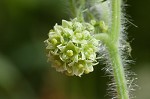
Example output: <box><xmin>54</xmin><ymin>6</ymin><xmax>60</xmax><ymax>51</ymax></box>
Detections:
<box><xmin>45</xmin><ymin>18</ymin><xmax>100</xmax><ymax>76</ymax></box>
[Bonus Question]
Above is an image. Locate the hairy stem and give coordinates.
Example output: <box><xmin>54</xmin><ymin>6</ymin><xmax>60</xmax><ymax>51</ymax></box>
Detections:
<box><xmin>107</xmin><ymin>0</ymin><xmax>129</xmax><ymax>99</ymax></box>
<box><xmin>108</xmin><ymin>44</ymin><xmax>129</xmax><ymax>99</ymax></box>
<box><xmin>110</xmin><ymin>0</ymin><xmax>121</xmax><ymax>42</ymax></box>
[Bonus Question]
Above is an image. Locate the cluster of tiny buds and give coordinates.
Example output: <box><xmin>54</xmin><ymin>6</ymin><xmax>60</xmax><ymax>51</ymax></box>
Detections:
<box><xmin>45</xmin><ymin>18</ymin><xmax>107</xmax><ymax>77</ymax></box>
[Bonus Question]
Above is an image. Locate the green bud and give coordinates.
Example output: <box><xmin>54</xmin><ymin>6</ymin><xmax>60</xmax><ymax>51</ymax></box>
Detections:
<box><xmin>66</xmin><ymin>50</ymin><xmax>74</xmax><ymax>57</ymax></box>
<box><xmin>51</xmin><ymin>38</ymin><xmax>57</xmax><ymax>45</ymax></box>
<box><xmin>99</xmin><ymin>21</ymin><xmax>108</xmax><ymax>33</ymax></box>
<box><xmin>91</xmin><ymin>20</ymin><xmax>96</xmax><ymax>26</ymax></box>
<box><xmin>78</xmin><ymin>64</ymin><xmax>84</xmax><ymax>68</ymax></box>
<box><xmin>75</xmin><ymin>33</ymin><xmax>83</xmax><ymax>39</ymax></box>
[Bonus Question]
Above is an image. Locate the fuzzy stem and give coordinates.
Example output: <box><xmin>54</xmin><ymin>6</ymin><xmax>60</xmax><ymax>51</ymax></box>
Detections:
<box><xmin>107</xmin><ymin>0</ymin><xmax>129</xmax><ymax>99</ymax></box>
<box><xmin>108</xmin><ymin>44</ymin><xmax>129</xmax><ymax>99</ymax></box>
<box><xmin>110</xmin><ymin>0</ymin><xmax>121</xmax><ymax>42</ymax></box>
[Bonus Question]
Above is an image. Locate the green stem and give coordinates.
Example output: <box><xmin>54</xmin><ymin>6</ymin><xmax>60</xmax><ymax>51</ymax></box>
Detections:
<box><xmin>110</xmin><ymin>0</ymin><xmax>121</xmax><ymax>42</ymax></box>
<box><xmin>107</xmin><ymin>0</ymin><xmax>129</xmax><ymax>99</ymax></box>
<box><xmin>108</xmin><ymin>44</ymin><xmax>129</xmax><ymax>99</ymax></box>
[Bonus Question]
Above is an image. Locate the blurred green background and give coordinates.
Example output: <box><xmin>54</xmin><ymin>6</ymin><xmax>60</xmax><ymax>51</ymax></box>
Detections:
<box><xmin>0</xmin><ymin>0</ymin><xmax>150</xmax><ymax>99</ymax></box>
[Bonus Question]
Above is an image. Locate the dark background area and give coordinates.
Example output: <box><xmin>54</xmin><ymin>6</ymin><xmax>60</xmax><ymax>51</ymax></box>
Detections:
<box><xmin>0</xmin><ymin>0</ymin><xmax>150</xmax><ymax>99</ymax></box>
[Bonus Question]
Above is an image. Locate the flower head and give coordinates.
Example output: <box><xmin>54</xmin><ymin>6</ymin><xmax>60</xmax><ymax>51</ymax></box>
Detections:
<box><xmin>45</xmin><ymin>18</ymin><xmax>100</xmax><ymax>77</ymax></box>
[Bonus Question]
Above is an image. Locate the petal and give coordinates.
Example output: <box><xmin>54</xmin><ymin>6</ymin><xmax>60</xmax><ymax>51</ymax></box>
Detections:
<box><xmin>62</xmin><ymin>20</ymin><xmax>73</xmax><ymax>28</ymax></box>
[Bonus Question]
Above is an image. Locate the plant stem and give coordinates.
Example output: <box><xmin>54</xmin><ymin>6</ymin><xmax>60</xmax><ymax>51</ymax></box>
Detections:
<box><xmin>107</xmin><ymin>0</ymin><xmax>129</xmax><ymax>99</ymax></box>
<box><xmin>108</xmin><ymin>44</ymin><xmax>129</xmax><ymax>99</ymax></box>
<box><xmin>110</xmin><ymin>0</ymin><xmax>121</xmax><ymax>42</ymax></box>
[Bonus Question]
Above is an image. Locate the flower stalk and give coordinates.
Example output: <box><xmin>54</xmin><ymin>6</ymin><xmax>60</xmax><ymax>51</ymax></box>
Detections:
<box><xmin>108</xmin><ymin>0</ymin><xmax>129</xmax><ymax>98</ymax></box>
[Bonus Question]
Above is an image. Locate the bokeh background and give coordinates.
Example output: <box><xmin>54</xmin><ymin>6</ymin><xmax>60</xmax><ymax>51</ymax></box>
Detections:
<box><xmin>0</xmin><ymin>0</ymin><xmax>150</xmax><ymax>99</ymax></box>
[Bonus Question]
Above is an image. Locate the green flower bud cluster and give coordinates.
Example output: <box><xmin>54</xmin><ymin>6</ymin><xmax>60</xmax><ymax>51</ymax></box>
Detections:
<box><xmin>44</xmin><ymin>18</ymin><xmax>100</xmax><ymax>77</ymax></box>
